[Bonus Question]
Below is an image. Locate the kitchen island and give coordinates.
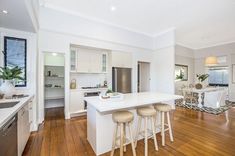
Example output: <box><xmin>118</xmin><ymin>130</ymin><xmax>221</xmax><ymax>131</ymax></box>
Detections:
<box><xmin>85</xmin><ymin>92</ymin><xmax>182</xmax><ymax>155</ymax></box>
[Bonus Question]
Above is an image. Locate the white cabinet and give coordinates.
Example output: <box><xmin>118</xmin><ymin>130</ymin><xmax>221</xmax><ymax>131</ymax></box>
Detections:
<box><xmin>70</xmin><ymin>47</ymin><xmax>108</xmax><ymax>73</ymax></box>
<box><xmin>112</xmin><ymin>51</ymin><xmax>132</xmax><ymax>68</ymax></box>
<box><xmin>18</xmin><ymin>102</ymin><xmax>30</xmax><ymax>156</ymax></box>
<box><xmin>70</xmin><ymin>91</ymin><xmax>84</xmax><ymax>114</ymax></box>
<box><xmin>70</xmin><ymin>48</ymin><xmax>77</xmax><ymax>72</ymax></box>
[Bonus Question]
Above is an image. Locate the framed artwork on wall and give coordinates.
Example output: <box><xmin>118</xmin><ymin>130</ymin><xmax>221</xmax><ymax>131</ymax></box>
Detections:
<box><xmin>175</xmin><ymin>64</ymin><xmax>188</xmax><ymax>81</ymax></box>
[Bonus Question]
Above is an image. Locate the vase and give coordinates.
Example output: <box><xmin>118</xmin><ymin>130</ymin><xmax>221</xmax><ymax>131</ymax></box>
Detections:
<box><xmin>195</xmin><ymin>83</ymin><xmax>203</xmax><ymax>89</ymax></box>
<box><xmin>0</xmin><ymin>80</ymin><xmax>16</xmax><ymax>98</ymax></box>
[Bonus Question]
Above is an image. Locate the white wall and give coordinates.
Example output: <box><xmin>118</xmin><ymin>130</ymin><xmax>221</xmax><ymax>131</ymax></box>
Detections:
<box><xmin>153</xmin><ymin>46</ymin><xmax>175</xmax><ymax>94</ymax></box>
<box><xmin>175</xmin><ymin>45</ymin><xmax>195</xmax><ymax>95</ymax></box>
<box><xmin>40</xmin><ymin>7</ymin><xmax>154</xmax><ymax>50</ymax></box>
<box><xmin>0</xmin><ymin>27</ymin><xmax>38</xmax><ymax>131</ymax></box>
<box><xmin>194</xmin><ymin>42</ymin><xmax>235</xmax><ymax>101</ymax></box>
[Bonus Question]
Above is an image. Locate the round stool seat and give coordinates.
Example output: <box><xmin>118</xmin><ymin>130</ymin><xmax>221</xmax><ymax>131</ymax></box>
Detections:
<box><xmin>137</xmin><ymin>107</ymin><xmax>156</xmax><ymax>117</ymax></box>
<box><xmin>154</xmin><ymin>104</ymin><xmax>171</xmax><ymax>112</ymax></box>
<box><xmin>112</xmin><ymin>111</ymin><xmax>134</xmax><ymax>123</ymax></box>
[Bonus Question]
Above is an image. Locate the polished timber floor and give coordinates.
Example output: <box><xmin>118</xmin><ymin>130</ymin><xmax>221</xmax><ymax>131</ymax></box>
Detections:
<box><xmin>23</xmin><ymin>106</ymin><xmax>235</xmax><ymax>156</ymax></box>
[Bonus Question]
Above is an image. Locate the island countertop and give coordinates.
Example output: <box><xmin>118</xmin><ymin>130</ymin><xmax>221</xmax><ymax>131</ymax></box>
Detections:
<box><xmin>85</xmin><ymin>92</ymin><xmax>183</xmax><ymax>113</ymax></box>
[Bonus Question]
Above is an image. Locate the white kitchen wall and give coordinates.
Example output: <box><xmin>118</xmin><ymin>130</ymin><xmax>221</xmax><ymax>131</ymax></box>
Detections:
<box><xmin>0</xmin><ymin>27</ymin><xmax>38</xmax><ymax>131</ymax></box>
<box><xmin>154</xmin><ymin>46</ymin><xmax>175</xmax><ymax>94</ymax></box>
<box><xmin>175</xmin><ymin>45</ymin><xmax>195</xmax><ymax>95</ymax></box>
<box><xmin>70</xmin><ymin>73</ymin><xmax>107</xmax><ymax>88</ymax></box>
<box><xmin>40</xmin><ymin>7</ymin><xmax>154</xmax><ymax>50</ymax></box>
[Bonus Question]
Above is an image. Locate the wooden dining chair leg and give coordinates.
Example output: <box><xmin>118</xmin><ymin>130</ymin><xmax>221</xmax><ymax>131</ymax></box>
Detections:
<box><xmin>167</xmin><ymin>112</ymin><xmax>174</xmax><ymax>142</ymax></box>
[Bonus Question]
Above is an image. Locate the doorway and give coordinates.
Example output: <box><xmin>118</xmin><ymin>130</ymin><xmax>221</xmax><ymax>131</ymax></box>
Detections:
<box><xmin>137</xmin><ymin>61</ymin><xmax>150</xmax><ymax>92</ymax></box>
<box><xmin>44</xmin><ymin>52</ymin><xmax>65</xmax><ymax>115</ymax></box>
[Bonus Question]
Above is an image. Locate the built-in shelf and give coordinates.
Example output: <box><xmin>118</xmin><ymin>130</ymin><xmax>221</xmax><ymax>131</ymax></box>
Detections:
<box><xmin>45</xmin><ymin>76</ymin><xmax>64</xmax><ymax>78</ymax></box>
<box><xmin>45</xmin><ymin>96</ymin><xmax>65</xmax><ymax>100</ymax></box>
<box><xmin>45</xmin><ymin>87</ymin><xmax>64</xmax><ymax>89</ymax></box>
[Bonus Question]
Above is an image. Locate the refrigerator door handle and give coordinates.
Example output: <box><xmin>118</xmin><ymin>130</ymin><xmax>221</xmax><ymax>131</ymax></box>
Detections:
<box><xmin>115</xmin><ymin>68</ymin><xmax>117</xmax><ymax>92</ymax></box>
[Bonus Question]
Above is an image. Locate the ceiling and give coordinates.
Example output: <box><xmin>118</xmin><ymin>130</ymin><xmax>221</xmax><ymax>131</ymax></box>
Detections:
<box><xmin>0</xmin><ymin>0</ymin><xmax>35</xmax><ymax>32</ymax></box>
<box><xmin>42</xmin><ymin>0</ymin><xmax>235</xmax><ymax>49</ymax></box>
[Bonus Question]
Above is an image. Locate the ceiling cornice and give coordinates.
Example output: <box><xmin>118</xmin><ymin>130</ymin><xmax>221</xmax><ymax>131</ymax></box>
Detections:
<box><xmin>42</xmin><ymin>3</ymin><xmax>156</xmax><ymax>38</ymax></box>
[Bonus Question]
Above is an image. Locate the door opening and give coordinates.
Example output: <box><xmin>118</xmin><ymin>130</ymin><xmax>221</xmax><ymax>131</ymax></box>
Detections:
<box><xmin>137</xmin><ymin>61</ymin><xmax>150</xmax><ymax>92</ymax></box>
<box><xmin>43</xmin><ymin>52</ymin><xmax>65</xmax><ymax>116</ymax></box>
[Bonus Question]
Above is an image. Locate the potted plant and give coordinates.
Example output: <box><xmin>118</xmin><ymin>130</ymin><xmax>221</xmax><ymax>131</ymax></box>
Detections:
<box><xmin>0</xmin><ymin>66</ymin><xmax>24</xmax><ymax>97</ymax></box>
<box><xmin>195</xmin><ymin>74</ymin><xmax>209</xmax><ymax>89</ymax></box>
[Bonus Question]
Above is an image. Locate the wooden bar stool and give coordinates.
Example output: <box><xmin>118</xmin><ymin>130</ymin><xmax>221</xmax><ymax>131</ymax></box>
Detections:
<box><xmin>135</xmin><ymin>107</ymin><xmax>158</xmax><ymax>156</ymax></box>
<box><xmin>154</xmin><ymin>103</ymin><xmax>173</xmax><ymax>146</ymax></box>
<box><xmin>111</xmin><ymin>111</ymin><xmax>136</xmax><ymax>156</ymax></box>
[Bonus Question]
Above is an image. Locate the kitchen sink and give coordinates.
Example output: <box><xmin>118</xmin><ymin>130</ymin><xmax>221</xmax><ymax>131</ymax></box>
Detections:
<box><xmin>0</xmin><ymin>101</ymin><xmax>19</xmax><ymax>109</ymax></box>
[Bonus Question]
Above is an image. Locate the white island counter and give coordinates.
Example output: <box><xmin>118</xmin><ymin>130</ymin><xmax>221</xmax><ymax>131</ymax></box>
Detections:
<box><xmin>85</xmin><ymin>92</ymin><xmax>182</xmax><ymax>155</ymax></box>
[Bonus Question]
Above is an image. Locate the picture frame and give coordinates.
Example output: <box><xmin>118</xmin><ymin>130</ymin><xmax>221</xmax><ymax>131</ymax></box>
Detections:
<box><xmin>233</xmin><ymin>64</ymin><xmax>235</xmax><ymax>83</ymax></box>
<box><xmin>175</xmin><ymin>64</ymin><xmax>188</xmax><ymax>81</ymax></box>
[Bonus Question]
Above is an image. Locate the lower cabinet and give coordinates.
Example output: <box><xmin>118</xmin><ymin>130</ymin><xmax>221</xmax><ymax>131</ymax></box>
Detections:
<box><xmin>70</xmin><ymin>91</ymin><xmax>84</xmax><ymax>114</ymax></box>
<box><xmin>18</xmin><ymin>102</ymin><xmax>31</xmax><ymax>156</ymax></box>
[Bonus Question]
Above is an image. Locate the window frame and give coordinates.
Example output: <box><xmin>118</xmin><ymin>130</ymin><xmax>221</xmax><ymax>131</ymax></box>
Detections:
<box><xmin>3</xmin><ymin>36</ymin><xmax>27</xmax><ymax>87</ymax></box>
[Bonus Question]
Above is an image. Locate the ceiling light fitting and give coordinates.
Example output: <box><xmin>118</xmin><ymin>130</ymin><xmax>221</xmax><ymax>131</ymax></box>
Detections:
<box><xmin>2</xmin><ymin>10</ymin><xmax>8</xmax><ymax>14</ymax></box>
<box><xmin>205</xmin><ymin>56</ymin><xmax>218</xmax><ymax>66</ymax></box>
<box><xmin>52</xmin><ymin>53</ymin><xmax>58</xmax><ymax>56</ymax></box>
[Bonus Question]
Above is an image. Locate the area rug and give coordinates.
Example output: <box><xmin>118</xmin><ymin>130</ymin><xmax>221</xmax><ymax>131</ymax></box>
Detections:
<box><xmin>175</xmin><ymin>99</ymin><xmax>235</xmax><ymax>115</ymax></box>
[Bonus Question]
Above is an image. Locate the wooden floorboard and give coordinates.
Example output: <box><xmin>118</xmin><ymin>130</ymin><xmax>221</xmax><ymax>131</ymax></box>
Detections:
<box><xmin>23</xmin><ymin>106</ymin><xmax>235</xmax><ymax>156</ymax></box>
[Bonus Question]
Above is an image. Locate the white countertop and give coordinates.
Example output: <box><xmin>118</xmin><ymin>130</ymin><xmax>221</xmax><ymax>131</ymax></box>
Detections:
<box><xmin>0</xmin><ymin>95</ymin><xmax>34</xmax><ymax>128</ymax></box>
<box><xmin>85</xmin><ymin>92</ymin><xmax>183</xmax><ymax>113</ymax></box>
<box><xmin>70</xmin><ymin>87</ymin><xmax>108</xmax><ymax>92</ymax></box>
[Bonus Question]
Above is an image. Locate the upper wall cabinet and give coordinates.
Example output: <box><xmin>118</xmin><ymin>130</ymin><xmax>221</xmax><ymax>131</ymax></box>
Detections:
<box><xmin>112</xmin><ymin>51</ymin><xmax>132</xmax><ymax>68</ymax></box>
<box><xmin>70</xmin><ymin>47</ymin><xmax>108</xmax><ymax>73</ymax></box>
<box><xmin>70</xmin><ymin>48</ymin><xmax>77</xmax><ymax>72</ymax></box>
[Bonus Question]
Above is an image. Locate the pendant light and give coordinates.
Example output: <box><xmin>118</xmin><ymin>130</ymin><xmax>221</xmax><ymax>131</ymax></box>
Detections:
<box><xmin>205</xmin><ymin>56</ymin><xmax>218</xmax><ymax>66</ymax></box>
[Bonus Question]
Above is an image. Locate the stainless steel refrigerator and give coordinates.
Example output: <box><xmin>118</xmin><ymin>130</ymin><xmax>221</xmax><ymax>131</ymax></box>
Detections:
<box><xmin>112</xmin><ymin>67</ymin><xmax>132</xmax><ymax>93</ymax></box>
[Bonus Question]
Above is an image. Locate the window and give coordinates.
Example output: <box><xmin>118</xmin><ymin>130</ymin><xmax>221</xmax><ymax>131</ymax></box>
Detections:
<box><xmin>208</xmin><ymin>67</ymin><xmax>228</xmax><ymax>86</ymax></box>
<box><xmin>4</xmin><ymin>37</ymin><xmax>27</xmax><ymax>87</ymax></box>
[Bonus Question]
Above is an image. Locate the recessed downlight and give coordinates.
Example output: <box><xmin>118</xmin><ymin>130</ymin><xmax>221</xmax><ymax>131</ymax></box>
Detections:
<box><xmin>2</xmin><ymin>10</ymin><xmax>8</xmax><ymax>14</ymax></box>
<box><xmin>110</xmin><ymin>6</ymin><xmax>116</xmax><ymax>11</ymax></box>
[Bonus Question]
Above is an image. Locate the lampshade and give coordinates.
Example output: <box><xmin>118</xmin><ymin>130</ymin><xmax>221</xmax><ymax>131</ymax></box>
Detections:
<box><xmin>205</xmin><ymin>56</ymin><xmax>218</xmax><ymax>66</ymax></box>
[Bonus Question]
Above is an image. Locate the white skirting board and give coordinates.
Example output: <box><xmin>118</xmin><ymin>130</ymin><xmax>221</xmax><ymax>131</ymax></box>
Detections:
<box><xmin>45</xmin><ymin>98</ymin><xmax>65</xmax><ymax>108</ymax></box>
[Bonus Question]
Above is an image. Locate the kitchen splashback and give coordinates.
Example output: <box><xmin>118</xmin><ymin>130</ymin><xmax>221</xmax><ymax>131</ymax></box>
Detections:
<box><xmin>70</xmin><ymin>73</ymin><xmax>107</xmax><ymax>88</ymax></box>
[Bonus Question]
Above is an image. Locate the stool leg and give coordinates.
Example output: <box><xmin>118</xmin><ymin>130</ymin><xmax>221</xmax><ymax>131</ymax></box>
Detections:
<box><xmin>120</xmin><ymin>123</ymin><xmax>124</xmax><ymax>156</ymax></box>
<box><xmin>167</xmin><ymin>112</ymin><xmax>174</xmax><ymax>142</ymax></box>
<box><xmin>111</xmin><ymin>123</ymin><xmax>118</xmax><ymax>156</ymax></box>
<box><xmin>151</xmin><ymin>116</ymin><xmax>158</xmax><ymax>151</ymax></box>
<box><xmin>161</xmin><ymin>112</ymin><xmax>165</xmax><ymax>146</ymax></box>
<box><xmin>128</xmin><ymin>122</ymin><xmax>136</xmax><ymax>156</ymax></box>
<box><xmin>135</xmin><ymin>116</ymin><xmax>142</xmax><ymax>147</ymax></box>
<box><xmin>144</xmin><ymin>117</ymin><xmax>148</xmax><ymax>156</ymax></box>
<box><xmin>124</xmin><ymin>124</ymin><xmax>126</xmax><ymax>152</ymax></box>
